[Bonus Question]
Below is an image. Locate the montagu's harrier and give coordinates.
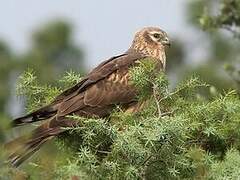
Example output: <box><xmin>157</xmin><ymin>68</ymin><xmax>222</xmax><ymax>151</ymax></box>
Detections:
<box><xmin>6</xmin><ymin>27</ymin><xmax>170</xmax><ymax>167</ymax></box>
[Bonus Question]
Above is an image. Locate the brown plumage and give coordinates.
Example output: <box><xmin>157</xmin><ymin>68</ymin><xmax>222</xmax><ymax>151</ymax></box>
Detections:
<box><xmin>6</xmin><ymin>27</ymin><xmax>170</xmax><ymax>167</ymax></box>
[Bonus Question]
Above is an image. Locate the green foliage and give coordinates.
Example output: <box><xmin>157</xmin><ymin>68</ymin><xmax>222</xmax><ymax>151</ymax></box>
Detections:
<box><xmin>198</xmin><ymin>0</ymin><xmax>240</xmax><ymax>92</ymax></box>
<box><xmin>199</xmin><ymin>0</ymin><xmax>240</xmax><ymax>38</ymax></box>
<box><xmin>2</xmin><ymin>61</ymin><xmax>240</xmax><ymax>180</ymax></box>
<box><xmin>16</xmin><ymin>69</ymin><xmax>61</xmax><ymax>112</ymax></box>
<box><xmin>59</xmin><ymin>70</ymin><xmax>82</xmax><ymax>88</ymax></box>
<box><xmin>185</xmin><ymin>0</ymin><xmax>240</xmax><ymax>94</ymax></box>
<box><xmin>129</xmin><ymin>60</ymin><xmax>168</xmax><ymax>100</ymax></box>
<box><xmin>188</xmin><ymin>0</ymin><xmax>240</xmax><ymax>37</ymax></box>
<box><xmin>208</xmin><ymin>149</ymin><xmax>240</xmax><ymax>179</ymax></box>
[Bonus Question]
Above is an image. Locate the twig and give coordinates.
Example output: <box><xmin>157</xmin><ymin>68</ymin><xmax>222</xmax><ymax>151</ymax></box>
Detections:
<box><xmin>160</xmin><ymin>110</ymin><xmax>175</xmax><ymax>117</ymax></box>
<box><xmin>97</xmin><ymin>150</ymin><xmax>111</xmax><ymax>154</ymax></box>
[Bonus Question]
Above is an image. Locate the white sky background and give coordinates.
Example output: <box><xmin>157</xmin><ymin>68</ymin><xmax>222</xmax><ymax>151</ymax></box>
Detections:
<box><xmin>0</xmin><ymin>0</ymin><xmax>208</xmax><ymax>69</ymax></box>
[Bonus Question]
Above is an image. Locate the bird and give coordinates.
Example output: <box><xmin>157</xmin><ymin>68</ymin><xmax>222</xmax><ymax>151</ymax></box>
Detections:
<box><xmin>5</xmin><ymin>27</ymin><xmax>170</xmax><ymax>167</ymax></box>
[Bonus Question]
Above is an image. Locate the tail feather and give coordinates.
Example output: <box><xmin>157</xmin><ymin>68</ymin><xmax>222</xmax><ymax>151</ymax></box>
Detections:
<box><xmin>5</xmin><ymin>121</ymin><xmax>64</xmax><ymax>167</ymax></box>
<box><xmin>9</xmin><ymin>136</ymin><xmax>52</xmax><ymax>167</ymax></box>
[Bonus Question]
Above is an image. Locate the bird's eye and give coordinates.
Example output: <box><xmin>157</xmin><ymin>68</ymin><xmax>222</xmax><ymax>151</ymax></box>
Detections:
<box><xmin>153</xmin><ymin>33</ymin><xmax>160</xmax><ymax>39</ymax></box>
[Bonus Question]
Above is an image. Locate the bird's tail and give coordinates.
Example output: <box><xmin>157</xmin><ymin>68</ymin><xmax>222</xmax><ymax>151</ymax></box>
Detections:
<box><xmin>5</xmin><ymin>119</ymin><xmax>64</xmax><ymax>167</ymax></box>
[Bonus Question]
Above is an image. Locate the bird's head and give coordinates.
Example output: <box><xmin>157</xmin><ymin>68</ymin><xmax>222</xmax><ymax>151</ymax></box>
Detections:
<box><xmin>130</xmin><ymin>27</ymin><xmax>170</xmax><ymax>69</ymax></box>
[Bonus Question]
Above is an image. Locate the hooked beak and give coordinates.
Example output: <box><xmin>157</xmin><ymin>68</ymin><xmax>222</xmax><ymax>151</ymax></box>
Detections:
<box><xmin>162</xmin><ymin>37</ymin><xmax>171</xmax><ymax>47</ymax></box>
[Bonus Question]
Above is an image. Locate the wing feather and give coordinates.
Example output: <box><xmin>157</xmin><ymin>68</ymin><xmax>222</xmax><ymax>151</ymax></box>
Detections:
<box><xmin>57</xmin><ymin>51</ymin><xmax>145</xmax><ymax>117</ymax></box>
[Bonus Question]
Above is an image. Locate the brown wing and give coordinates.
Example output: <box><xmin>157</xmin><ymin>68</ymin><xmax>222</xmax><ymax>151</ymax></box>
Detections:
<box><xmin>57</xmin><ymin>51</ymin><xmax>145</xmax><ymax>117</ymax></box>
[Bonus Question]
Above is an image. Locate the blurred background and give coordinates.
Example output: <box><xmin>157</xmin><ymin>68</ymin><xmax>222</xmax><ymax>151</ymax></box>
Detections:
<box><xmin>0</xmin><ymin>0</ymin><xmax>239</xmax><ymax>176</ymax></box>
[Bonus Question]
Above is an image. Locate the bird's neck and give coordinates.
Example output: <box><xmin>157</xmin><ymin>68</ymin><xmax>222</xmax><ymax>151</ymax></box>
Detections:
<box><xmin>128</xmin><ymin>42</ymin><xmax>166</xmax><ymax>70</ymax></box>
